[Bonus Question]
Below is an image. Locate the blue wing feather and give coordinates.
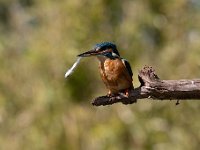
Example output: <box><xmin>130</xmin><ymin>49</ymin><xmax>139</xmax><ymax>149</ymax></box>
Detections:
<box><xmin>122</xmin><ymin>59</ymin><xmax>133</xmax><ymax>78</ymax></box>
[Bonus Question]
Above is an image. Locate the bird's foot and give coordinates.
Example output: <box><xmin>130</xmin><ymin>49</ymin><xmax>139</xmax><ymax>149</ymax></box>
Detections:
<box><xmin>120</xmin><ymin>88</ymin><xmax>133</xmax><ymax>98</ymax></box>
<box><xmin>106</xmin><ymin>92</ymin><xmax>120</xmax><ymax>102</ymax></box>
<box><xmin>120</xmin><ymin>88</ymin><xmax>137</xmax><ymax>104</ymax></box>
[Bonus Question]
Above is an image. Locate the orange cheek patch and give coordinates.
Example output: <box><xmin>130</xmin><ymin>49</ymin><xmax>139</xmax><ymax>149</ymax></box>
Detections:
<box><xmin>101</xmin><ymin>49</ymin><xmax>112</xmax><ymax>54</ymax></box>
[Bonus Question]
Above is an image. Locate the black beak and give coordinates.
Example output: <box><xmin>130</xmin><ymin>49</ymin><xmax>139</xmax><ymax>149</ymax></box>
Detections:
<box><xmin>77</xmin><ymin>49</ymin><xmax>100</xmax><ymax>57</ymax></box>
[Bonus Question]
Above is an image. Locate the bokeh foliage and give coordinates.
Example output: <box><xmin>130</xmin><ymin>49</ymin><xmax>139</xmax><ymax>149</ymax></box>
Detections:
<box><xmin>0</xmin><ymin>0</ymin><xmax>200</xmax><ymax>149</ymax></box>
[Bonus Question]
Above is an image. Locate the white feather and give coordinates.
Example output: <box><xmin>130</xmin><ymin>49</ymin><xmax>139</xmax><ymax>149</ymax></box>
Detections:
<box><xmin>65</xmin><ymin>57</ymin><xmax>82</xmax><ymax>78</ymax></box>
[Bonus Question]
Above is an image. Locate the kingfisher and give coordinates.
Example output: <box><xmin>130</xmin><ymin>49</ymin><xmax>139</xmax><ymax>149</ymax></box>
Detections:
<box><xmin>78</xmin><ymin>42</ymin><xmax>134</xmax><ymax>97</ymax></box>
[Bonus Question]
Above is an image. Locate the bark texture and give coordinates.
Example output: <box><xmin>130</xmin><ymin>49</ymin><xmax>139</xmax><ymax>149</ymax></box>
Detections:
<box><xmin>92</xmin><ymin>66</ymin><xmax>200</xmax><ymax>106</ymax></box>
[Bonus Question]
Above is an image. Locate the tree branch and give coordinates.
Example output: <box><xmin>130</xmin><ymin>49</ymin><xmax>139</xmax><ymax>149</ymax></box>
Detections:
<box><xmin>92</xmin><ymin>66</ymin><xmax>200</xmax><ymax>106</ymax></box>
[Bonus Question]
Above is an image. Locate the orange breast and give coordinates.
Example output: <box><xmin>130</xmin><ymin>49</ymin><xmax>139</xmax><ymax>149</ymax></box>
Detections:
<box><xmin>99</xmin><ymin>58</ymin><xmax>132</xmax><ymax>94</ymax></box>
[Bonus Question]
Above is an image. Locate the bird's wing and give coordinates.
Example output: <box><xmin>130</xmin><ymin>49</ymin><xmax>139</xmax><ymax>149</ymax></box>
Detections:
<box><xmin>121</xmin><ymin>58</ymin><xmax>133</xmax><ymax>78</ymax></box>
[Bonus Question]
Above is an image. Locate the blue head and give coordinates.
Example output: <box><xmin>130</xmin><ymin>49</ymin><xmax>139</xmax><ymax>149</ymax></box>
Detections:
<box><xmin>78</xmin><ymin>42</ymin><xmax>120</xmax><ymax>59</ymax></box>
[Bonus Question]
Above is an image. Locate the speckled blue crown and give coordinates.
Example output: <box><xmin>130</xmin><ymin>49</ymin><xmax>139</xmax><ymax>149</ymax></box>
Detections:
<box><xmin>94</xmin><ymin>42</ymin><xmax>120</xmax><ymax>56</ymax></box>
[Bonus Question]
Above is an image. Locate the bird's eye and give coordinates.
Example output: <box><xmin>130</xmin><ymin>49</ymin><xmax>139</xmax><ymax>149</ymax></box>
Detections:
<box><xmin>105</xmin><ymin>49</ymin><xmax>112</xmax><ymax>53</ymax></box>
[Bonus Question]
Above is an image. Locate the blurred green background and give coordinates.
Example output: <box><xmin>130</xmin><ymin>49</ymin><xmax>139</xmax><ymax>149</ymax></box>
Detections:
<box><xmin>0</xmin><ymin>0</ymin><xmax>200</xmax><ymax>149</ymax></box>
